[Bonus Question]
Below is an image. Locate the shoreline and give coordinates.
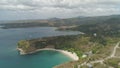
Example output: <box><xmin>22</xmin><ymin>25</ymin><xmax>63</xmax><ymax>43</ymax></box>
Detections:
<box><xmin>17</xmin><ymin>48</ymin><xmax>79</xmax><ymax>61</ymax></box>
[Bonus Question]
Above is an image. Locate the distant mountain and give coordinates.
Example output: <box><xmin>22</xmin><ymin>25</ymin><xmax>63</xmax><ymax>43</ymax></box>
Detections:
<box><xmin>48</xmin><ymin>17</ymin><xmax>61</xmax><ymax>20</ymax></box>
<box><xmin>0</xmin><ymin>15</ymin><xmax>120</xmax><ymax>29</ymax></box>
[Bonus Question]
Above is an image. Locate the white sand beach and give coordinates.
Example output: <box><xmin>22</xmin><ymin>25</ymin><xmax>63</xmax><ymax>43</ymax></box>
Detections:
<box><xmin>57</xmin><ymin>50</ymin><xmax>79</xmax><ymax>61</ymax></box>
<box><xmin>17</xmin><ymin>48</ymin><xmax>79</xmax><ymax>61</ymax></box>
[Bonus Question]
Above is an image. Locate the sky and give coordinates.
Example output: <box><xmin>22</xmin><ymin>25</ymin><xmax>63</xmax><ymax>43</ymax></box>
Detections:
<box><xmin>0</xmin><ymin>0</ymin><xmax>120</xmax><ymax>20</ymax></box>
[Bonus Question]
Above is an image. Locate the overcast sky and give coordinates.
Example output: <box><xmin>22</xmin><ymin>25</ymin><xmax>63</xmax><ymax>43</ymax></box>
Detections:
<box><xmin>0</xmin><ymin>0</ymin><xmax>120</xmax><ymax>20</ymax></box>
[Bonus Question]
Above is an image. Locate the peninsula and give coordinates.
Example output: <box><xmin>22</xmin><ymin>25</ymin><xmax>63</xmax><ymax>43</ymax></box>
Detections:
<box><xmin>17</xmin><ymin>36</ymin><xmax>80</xmax><ymax>60</ymax></box>
<box><xmin>17</xmin><ymin>15</ymin><xmax>120</xmax><ymax>68</ymax></box>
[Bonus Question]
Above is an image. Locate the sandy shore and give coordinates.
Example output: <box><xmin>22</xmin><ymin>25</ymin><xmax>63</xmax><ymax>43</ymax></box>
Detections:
<box><xmin>17</xmin><ymin>48</ymin><xmax>79</xmax><ymax>61</ymax></box>
<box><xmin>57</xmin><ymin>49</ymin><xmax>79</xmax><ymax>61</ymax></box>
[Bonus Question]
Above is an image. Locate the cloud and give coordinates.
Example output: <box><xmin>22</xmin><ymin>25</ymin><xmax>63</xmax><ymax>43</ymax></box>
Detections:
<box><xmin>0</xmin><ymin>0</ymin><xmax>120</xmax><ymax>20</ymax></box>
<box><xmin>0</xmin><ymin>0</ymin><xmax>119</xmax><ymax>9</ymax></box>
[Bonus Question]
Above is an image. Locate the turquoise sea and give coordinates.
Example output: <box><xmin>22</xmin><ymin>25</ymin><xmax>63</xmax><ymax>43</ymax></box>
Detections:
<box><xmin>0</xmin><ymin>27</ymin><xmax>80</xmax><ymax>68</ymax></box>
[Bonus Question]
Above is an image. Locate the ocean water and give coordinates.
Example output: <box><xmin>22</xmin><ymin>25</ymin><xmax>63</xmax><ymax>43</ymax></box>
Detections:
<box><xmin>0</xmin><ymin>27</ymin><xmax>80</xmax><ymax>68</ymax></box>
